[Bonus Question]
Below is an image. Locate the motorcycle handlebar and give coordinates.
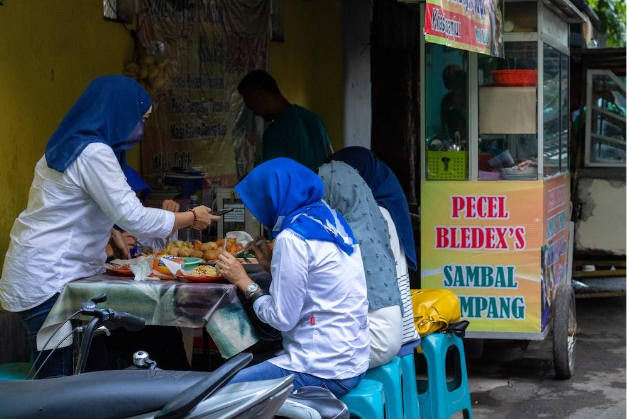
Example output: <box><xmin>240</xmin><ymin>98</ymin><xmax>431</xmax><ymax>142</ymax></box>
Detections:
<box><xmin>111</xmin><ymin>311</ymin><xmax>146</xmax><ymax>332</ymax></box>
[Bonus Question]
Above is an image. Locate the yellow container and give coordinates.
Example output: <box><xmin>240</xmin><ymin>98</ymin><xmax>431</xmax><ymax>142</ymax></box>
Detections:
<box><xmin>427</xmin><ymin>151</ymin><xmax>467</xmax><ymax>180</ymax></box>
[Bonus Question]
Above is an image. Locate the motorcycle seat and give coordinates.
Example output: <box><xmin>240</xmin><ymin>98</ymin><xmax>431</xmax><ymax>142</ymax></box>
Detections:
<box><xmin>0</xmin><ymin>369</ymin><xmax>211</xmax><ymax>419</ymax></box>
<box><xmin>285</xmin><ymin>386</ymin><xmax>350</xmax><ymax>419</ymax></box>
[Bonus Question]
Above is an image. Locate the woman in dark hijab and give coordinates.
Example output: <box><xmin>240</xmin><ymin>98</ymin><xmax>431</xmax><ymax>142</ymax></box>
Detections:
<box><xmin>328</xmin><ymin>146</ymin><xmax>420</xmax><ymax>345</ymax></box>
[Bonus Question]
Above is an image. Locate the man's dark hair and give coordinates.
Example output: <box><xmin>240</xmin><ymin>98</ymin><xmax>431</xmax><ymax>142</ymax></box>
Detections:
<box><xmin>237</xmin><ymin>70</ymin><xmax>281</xmax><ymax>96</ymax></box>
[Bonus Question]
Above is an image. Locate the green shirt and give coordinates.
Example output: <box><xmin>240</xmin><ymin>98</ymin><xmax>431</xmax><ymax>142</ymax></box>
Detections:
<box><xmin>262</xmin><ymin>104</ymin><xmax>331</xmax><ymax>172</ymax></box>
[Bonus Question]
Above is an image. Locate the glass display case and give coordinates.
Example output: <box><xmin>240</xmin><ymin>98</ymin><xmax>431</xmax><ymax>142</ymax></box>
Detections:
<box><xmin>424</xmin><ymin>44</ymin><xmax>469</xmax><ymax>180</ymax></box>
<box><xmin>478</xmin><ymin>42</ymin><xmax>539</xmax><ymax>180</ymax></box>
<box><xmin>421</xmin><ymin>2</ymin><xmax>571</xmax><ymax>181</ymax></box>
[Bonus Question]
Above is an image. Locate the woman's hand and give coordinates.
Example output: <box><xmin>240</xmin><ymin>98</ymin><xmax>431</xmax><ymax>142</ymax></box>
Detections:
<box><xmin>216</xmin><ymin>251</ymin><xmax>250</xmax><ymax>290</ymax></box>
<box><xmin>161</xmin><ymin>199</ymin><xmax>180</xmax><ymax>212</ymax></box>
<box><xmin>121</xmin><ymin>232</ymin><xmax>137</xmax><ymax>248</ymax></box>
<box><xmin>109</xmin><ymin>229</ymin><xmax>130</xmax><ymax>260</ymax></box>
<box><xmin>191</xmin><ymin>206</ymin><xmax>221</xmax><ymax>230</ymax></box>
<box><xmin>250</xmin><ymin>237</ymin><xmax>272</xmax><ymax>272</ymax></box>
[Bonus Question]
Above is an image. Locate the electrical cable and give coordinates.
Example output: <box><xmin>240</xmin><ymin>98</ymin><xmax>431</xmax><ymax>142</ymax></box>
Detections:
<box><xmin>31</xmin><ymin>327</ymin><xmax>80</xmax><ymax>380</ymax></box>
<box><xmin>26</xmin><ymin>310</ymin><xmax>81</xmax><ymax>379</ymax></box>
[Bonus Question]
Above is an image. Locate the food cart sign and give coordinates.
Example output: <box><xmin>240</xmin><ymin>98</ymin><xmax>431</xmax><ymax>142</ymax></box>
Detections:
<box><xmin>424</xmin><ymin>0</ymin><xmax>504</xmax><ymax>57</ymax></box>
<box><xmin>421</xmin><ymin>181</ymin><xmax>543</xmax><ymax>334</ymax></box>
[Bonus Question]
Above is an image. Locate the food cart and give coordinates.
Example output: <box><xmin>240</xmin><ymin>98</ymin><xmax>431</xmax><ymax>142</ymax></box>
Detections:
<box><xmin>418</xmin><ymin>0</ymin><xmax>583</xmax><ymax>378</ymax></box>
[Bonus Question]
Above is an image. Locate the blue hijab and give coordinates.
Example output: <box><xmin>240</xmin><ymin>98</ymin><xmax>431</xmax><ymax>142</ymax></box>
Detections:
<box><xmin>45</xmin><ymin>75</ymin><xmax>151</xmax><ymax>173</ymax></box>
<box><xmin>235</xmin><ymin>158</ymin><xmax>357</xmax><ymax>255</ymax></box>
<box><xmin>124</xmin><ymin>166</ymin><xmax>151</xmax><ymax>203</ymax></box>
<box><xmin>328</xmin><ymin>147</ymin><xmax>418</xmax><ymax>270</ymax></box>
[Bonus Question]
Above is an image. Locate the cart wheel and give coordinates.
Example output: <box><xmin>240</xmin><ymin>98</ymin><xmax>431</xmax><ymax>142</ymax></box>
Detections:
<box><xmin>552</xmin><ymin>283</ymin><xmax>577</xmax><ymax>379</ymax></box>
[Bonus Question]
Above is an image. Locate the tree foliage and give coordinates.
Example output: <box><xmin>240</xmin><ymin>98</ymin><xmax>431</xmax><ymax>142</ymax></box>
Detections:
<box><xmin>587</xmin><ymin>0</ymin><xmax>626</xmax><ymax>47</ymax></box>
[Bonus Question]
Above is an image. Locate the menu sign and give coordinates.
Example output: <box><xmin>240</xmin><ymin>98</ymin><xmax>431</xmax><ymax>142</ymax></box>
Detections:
<box><xmin>424</xmin><ymin>0</ymin><xmax>504</xmax><ymax>57</ymax></box>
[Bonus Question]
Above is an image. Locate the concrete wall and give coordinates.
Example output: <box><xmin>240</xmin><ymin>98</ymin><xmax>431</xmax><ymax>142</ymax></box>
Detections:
<box><xmin>267</xmin><ymin>0</ymin><xmax>344</xmax><ymax>150</ymax></box>
<box><xmin>0</xmin><ymin>0</ymin><xmax>136</xmax><ymax>268</ymax></box>
<box><xmin>342</xmin><ymin>0</ymin><xmax>372</xmax><ymax>149</ymax></box>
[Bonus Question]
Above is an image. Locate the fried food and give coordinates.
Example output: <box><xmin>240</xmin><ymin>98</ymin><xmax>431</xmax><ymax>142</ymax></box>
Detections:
<box><xmin>190</xmin><ymin>250</ymin><xmax>204</xmax><ymax>258</ymax></box>
<box><xmin>203</xmin><ymin>249</ymin><xmax>220</xmax><ymax>261</ymax></box>
<box><xmin>178</xmin><ymin>247</ymin><xmax>193</xmax><ymax>257</ymax></box>
<box><xmin>165</xmin><ymin>238</ymin><xmax>249</xmax><ymax>262</ymax></box>
<box><xmin>188</xmin><ymin>265</ymin><xmax>219</xmax><ymax>277</ymax></box>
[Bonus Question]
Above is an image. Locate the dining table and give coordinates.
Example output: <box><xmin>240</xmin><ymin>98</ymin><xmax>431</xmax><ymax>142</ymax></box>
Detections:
<box><xmin>37</xmin><ymin>274</ymin><xmax>259</xmax><ymax>361</ymax></box>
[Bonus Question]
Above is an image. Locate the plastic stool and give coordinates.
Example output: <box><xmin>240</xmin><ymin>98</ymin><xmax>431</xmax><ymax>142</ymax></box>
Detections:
<box><xmin>418</xmin><ymin>332</ymin><xmax>472</xmax><ymax>419</ymax></box>
<box><xmin>365</xmin><ymin>356</ymin><xmax>403</xmax><ymax>419</ymax></box>
<box><xmin>340</xmin><ymin>379</ymin><xmax>386</xmax><ymax>419</ymax></box>
<box><xmin>0</xmin><ymin>363</ymin><xmax>31</xmax><ymax>381</ymax></box>
<box><xmin>398</xmin><ymin>339</ymin><xmax>422</xmax><ymax>419</ymax></box>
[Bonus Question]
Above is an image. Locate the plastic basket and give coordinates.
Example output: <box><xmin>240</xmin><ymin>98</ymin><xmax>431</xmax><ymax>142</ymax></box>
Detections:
<box><xmin>492</xmin><ymin>70</ymin><xmax>537</xmax><ymax>86</ymax></box>
<box><xmin>427</xmin><ymin>151</ymin><xmax>467</xmax><ymax>180</ymax></box>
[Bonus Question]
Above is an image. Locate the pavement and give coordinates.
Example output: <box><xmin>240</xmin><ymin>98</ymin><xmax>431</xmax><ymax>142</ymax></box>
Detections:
<box><xmin>465</xmin><ymin>296</ymin><xmax>626</xmax><ymax>418</ymax></box>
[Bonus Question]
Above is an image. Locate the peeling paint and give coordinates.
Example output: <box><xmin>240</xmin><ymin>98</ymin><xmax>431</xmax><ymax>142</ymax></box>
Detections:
<box><xmin>575</xmin><ymin>179</ymin><xmax>626</xmax><ymax>255</ymax></box>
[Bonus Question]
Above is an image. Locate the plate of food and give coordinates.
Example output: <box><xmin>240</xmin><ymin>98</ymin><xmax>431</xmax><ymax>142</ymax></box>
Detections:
<box><xmin>105</xmin><ymin>264</ymin><xmax>134</xmax><ymax>277</ymax></box>
<box><xmin>176</xmin><ymin>265</ymin><xmax>227</xmax><ymax>283</ymax></box>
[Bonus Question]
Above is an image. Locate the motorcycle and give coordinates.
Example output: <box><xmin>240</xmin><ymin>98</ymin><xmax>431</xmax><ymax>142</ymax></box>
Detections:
<box><xmin>0</xmin><ymin>295</ymin><xmax>348</xmax><ymax>419</ymax></box>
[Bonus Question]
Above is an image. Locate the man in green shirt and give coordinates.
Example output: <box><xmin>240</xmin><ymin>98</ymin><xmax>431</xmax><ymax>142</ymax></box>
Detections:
<box><xmin>238</xmin><ymin>70</ymin><xmax>333</xmax><ymax>172</ymax></box>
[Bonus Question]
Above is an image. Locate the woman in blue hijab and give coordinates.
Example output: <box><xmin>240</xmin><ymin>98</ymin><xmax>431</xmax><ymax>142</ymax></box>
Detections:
<box><xmin>216</xmin><ymin>158</ymin><xmax>370</xmax><ymax>397</ymax></box>
<box><xmin>328</xmin><ymin>147</ymin><xmax>420</xmax><ymax>345</ymax></box>
<box><xmin>0</xmin><ymin>76</ymin><xmax>218</xmax><ymax>378</ymax></box>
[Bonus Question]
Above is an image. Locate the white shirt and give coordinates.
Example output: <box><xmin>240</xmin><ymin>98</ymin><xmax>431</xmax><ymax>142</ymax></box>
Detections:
<box><xmin>379</xmin><ymin>207</ymin><xmax>419</xmax><ymax>344</ymax></box>
<box><xmin>253</xmin><ymin>229</ymin><xmax>370</xmax><ymax>380</ymax></box>
<box><xmin>0</xmin><ymin>143</ymin><xmax>174</xmax><ymax>311</ymax></box>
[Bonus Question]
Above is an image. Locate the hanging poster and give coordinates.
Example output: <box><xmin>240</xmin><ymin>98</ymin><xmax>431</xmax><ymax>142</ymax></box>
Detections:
<box><xmin>130</xmin><ymin>0</ymin><xmax>269</xmax><ymax>189</ymax></box>
<box><xmin>421</xmin><ymin>181</ymin><xmax>544</xmax><ymax>334</ymax></box>
<box><xmin>424</xmin><ymin>0</ymin><xmax>504</xmax><ymax>57</ymax></box>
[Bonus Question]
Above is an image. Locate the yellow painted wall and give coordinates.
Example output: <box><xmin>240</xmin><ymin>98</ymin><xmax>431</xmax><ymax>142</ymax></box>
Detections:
<box><xmin>268</xmin><ymin>0</ymin><xmax>344</xmax><ymax>150</ymax></box>
<box><xmin>0</xmin><ymin>0</ymin><xmax>344</xmax><ymax>269</ymax></box>
<box><xmin>0</xmin><ymin>0</ymin><xmax>136</xmax><ymax>267</ymax></box>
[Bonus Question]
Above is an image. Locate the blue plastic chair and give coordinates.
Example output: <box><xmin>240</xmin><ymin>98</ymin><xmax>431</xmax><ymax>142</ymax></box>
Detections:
<box><xmin>365</xmin><ymin>356</ymin><xmax>403</xmax><ymax>419</ymax></box>
<box><xmin>398</xmin><ymin>339</ymin><xmax>422</xmax><ymax>419</ymax></box>
<box><xmin>417</xmin><ymin>332</ymin><xmax>473</xmax><ymax>419</ymax></box>
<box><xmin>340</xmin><ymin>378</ymin><xmax>386</xmax><ymax>419</ymax></box>
<box><xmin>0</xmin><ymin>363</ymin><xmax>31</xmax><ymax>381</ymax></box>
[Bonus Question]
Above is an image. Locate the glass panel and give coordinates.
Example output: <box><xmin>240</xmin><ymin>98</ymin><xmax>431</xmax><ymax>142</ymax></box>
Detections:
<box><xmin>588</xmin><ymin>71</ymin><xmax>626</xmax><ymax>165</ymax></box>
<box><xmin>425</xmin><ymin>44</ymin><xmax>469</xmax><ymax>180</ymax></box>
<box><xmin>591</xmin><ymin>110</ymin><xmax>625</xmax><ymax>140</ymax></box>
<box><xmin>543</xmin><ymin>43</ymin><xmax>560</xmax><ymax>177</ymax></box>
<box><xmin>560</xmin><ymin>53</ymin><xmax>569</xmax><ymax>172</ymax></box>
<box><xmin>478</xmin><ymin>42</ymin><xmax>538</xmax><ymax>180</ymax></box>
<box><xmin>503</xmin><ymin>2</ymin><xmax>537</xmax><ymax>33</ymax></box>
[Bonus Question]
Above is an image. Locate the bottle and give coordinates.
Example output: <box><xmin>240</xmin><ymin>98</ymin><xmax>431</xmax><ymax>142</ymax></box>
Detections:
<box><xmin>187</xmin><ymin>195</ymin><xmax>202</xmax><ymax>242</ymax></box>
